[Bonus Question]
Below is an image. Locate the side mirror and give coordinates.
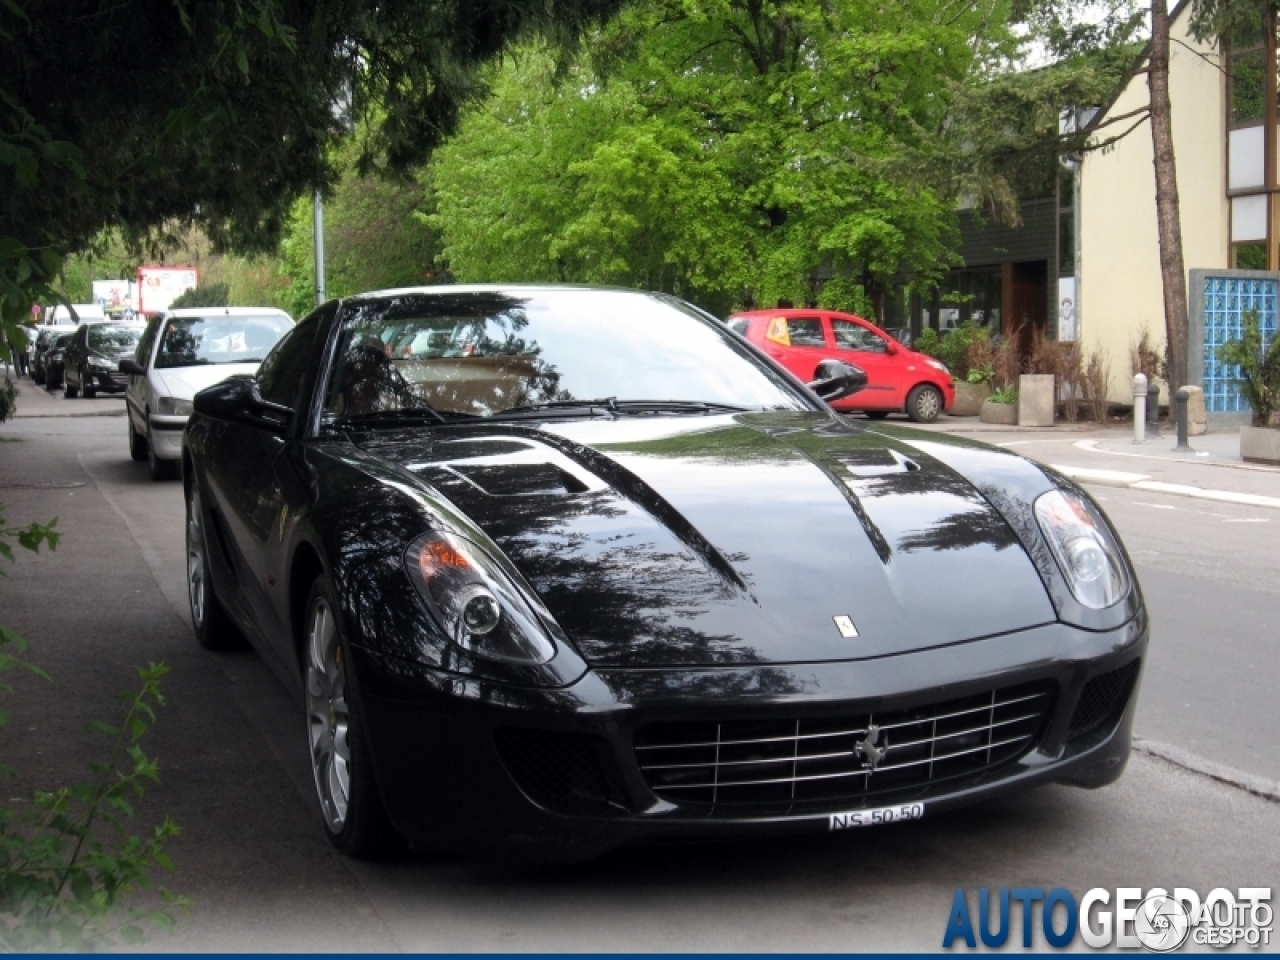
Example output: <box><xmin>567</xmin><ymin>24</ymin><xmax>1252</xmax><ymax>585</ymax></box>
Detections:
<box><xmin>882</xmin><ymin>341</ymin><xmax>899</xmax><ymax>355</ymax></box>
<box><xmin>119</xmin><ymin>358</ymin><xmax>146</xmax><ymax>377</ymax></box>
<box><xmin>193</xmin><ymin>376</ymin><xmax>293</xmax><ymax>433</ymax></box>
<box><xmin>808</xmin><ymin>359</ymin><xmax>868</xmax><ymax>404</ymax></box>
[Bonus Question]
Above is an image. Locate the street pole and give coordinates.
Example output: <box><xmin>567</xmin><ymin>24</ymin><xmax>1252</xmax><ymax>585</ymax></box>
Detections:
<box><xmin>313</xmin><ymin>189</ymin><xmax>326</xmax><ymax>307</ymax></box>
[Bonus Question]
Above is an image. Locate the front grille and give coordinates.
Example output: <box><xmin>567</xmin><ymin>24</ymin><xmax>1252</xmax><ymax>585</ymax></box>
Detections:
<box><xmin>635</xmin><ymin>681</ymin><xmax>1054</xmax><ymax>812</ymax></box>
<box><xmin>1068</xmin><ymin>659</ymin><xmax>1140</xmax><ymax>742</ymax></box>
<box><xmin>494</xmin><ymin>729</ymin><xmax>612</xmax><ymax>807</ymax></box>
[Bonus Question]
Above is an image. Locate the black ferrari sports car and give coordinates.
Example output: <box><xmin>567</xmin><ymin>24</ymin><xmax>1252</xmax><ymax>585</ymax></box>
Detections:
<box><xmin>184</xmin><ymin>285</ymin><xmax>1146</xmax><ymax>861</ymax></box>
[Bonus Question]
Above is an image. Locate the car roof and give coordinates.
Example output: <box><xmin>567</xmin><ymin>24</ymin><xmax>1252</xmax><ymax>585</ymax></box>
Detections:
<box><xmin>166</xmin><ymin>306</ymin><xmax>292</xmax><ymax>318</ymax></box>
<box><xmin>731</xmin><ymin>308</ymin><xmax>870</xmax><ymax>321</ymax></box>
<box><xmin>345</xmin><ymin>283</ymin><xmax>640</xmax><ymax>302</ymax></box>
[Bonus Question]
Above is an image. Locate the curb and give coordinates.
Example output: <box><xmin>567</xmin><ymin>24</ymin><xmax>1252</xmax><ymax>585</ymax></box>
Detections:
<box><xmin>13</xmin><ymin>409</ymin><xmax>126</xmax><ymax>418</ymax></box>
<box><xmin>1133</xmin><ymin>738</ymin><xmax>1280</xmax><ymax>803</ymax></box>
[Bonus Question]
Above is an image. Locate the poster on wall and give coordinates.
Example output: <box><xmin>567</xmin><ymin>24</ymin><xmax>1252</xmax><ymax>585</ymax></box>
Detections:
<box><xmin>92</xmin><ymin>279</ymin><xmax>137</xmax><ymax>310</ymax></box>
<box><xmin>1058</xmin><ymin>277</ymin><xmax>1077</xmax><ymax>342</ymax></box>
<box><xmin>136</xmin><ymin>266</ymin><xmax>198</xmax><ymax>314</ymax></box>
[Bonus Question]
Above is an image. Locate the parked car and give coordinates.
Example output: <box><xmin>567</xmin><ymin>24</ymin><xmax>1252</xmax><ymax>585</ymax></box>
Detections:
<box><xmin>729</xmin><ymin>309</ymin><xmax>954</xmax><ymax>422</ymax></box>
<box><xmin>31</xmin><ymin>325</ymin><xmax>73</xmax><ymax>384</ymax></box>
<box><xmin>41</xmin><ymin>332</ymin><xmax>75</xmax><ymax>392</ymax></box>
<box><xmin>121</xmin><ymin>307</ymin><xmax>294</xmax><ymax>480</ymax></box>
<box><xmin>184</xmin><ymin>285</ymin><xmax>1145</xmax><ymax>862</ymax></box>
<box><xmin>62</xmin><ymin>321</ymin><xmax>143</xmax><ymax>399</ymax></box>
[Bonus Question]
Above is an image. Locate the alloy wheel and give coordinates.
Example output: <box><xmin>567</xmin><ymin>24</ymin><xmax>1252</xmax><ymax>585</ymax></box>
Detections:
<box><xmin>186</xmin><ymin>486</ymin><xmax>206</xmax><ymax>629</ymax></box>
<box><xmin>306</xmin><ymin>598</ymin><xmax>350</xmax><ymax>834</ymax></box>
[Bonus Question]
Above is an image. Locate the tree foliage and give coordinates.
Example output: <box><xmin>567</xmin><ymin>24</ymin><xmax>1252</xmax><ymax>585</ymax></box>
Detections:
<box><xmin>168</xmin><ymin>284</ymin><xmax>231</xmax><ymax>310</ymax></box>
<box><xmin>431</xmin><ymin>0</ymin><xmax>1140</xmax><ymax>316</ymax></box>
<box><xmin>279</xmin><ymin>147</ymin><xmax>447</xmax><ymax>318</ymax></box>
<box><xmin>0</xmin><ymin>0</ymin><xmax>627</xmax><ymax>357</ymax></box>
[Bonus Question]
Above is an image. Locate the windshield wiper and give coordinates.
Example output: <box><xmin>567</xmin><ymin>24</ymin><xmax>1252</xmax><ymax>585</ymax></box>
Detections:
<box><xmin>338</xmin><ymin>406</ymin><xmax>473</xmax><ymax>427</ymax></box>
<box><xmin>497</xmin><ymin>398</ymin><xmax>750</xmax><ymax>417</ymax></box>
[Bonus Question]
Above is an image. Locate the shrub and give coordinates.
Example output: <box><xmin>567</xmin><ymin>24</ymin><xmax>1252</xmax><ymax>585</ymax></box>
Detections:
<box><xmin>0</xmin><ymin>505</ymin><xmax>185</xmax><ymax>950</ymax></box>
<box><xmin>1083</xmin><ymin>351</ymin><xmax>1111</xmax><ymax>425</ymax></box>
<box><xmin>1216</xmin><ymin>308</ymin><xmax>1280</xmax><ymax>428</ymax></box>
<box><xmin>989</xmin><ymin>386</ymin><xmax>1018</xmax><ymax>404</ymax></box>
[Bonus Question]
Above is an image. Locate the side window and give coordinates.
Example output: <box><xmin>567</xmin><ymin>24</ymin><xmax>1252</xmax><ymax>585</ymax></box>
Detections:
<box><xmin>727</xmin><ymin>318</ymin><xmax>749</xmax><ymax>336</ymax></box>
<box><xmin>785</xmin><ymin>317</ymin><xmax>826</xmax><ymax>348</ymax></box>
<box><xmin>135</xmin><ymin>316</ymin><xmax>162</xmax><ymax>366</ymax></box>
<box><xmin>257</xmin><ymin>313</ymin><xmax>321</xmax><ymax>408</ymax></box>
<box><xmin>832</xmin><ymin>319</ymin><xmax>888</xmax><ymax>353</ymax></box>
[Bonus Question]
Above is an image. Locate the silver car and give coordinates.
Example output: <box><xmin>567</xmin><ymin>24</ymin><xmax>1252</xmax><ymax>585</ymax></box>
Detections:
<box><xmin>122</xmin><ymin>307</ymin><xmax>293</xmax><ymax>480</ymax></box>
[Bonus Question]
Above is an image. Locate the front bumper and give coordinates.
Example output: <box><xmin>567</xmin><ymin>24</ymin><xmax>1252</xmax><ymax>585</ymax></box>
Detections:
<box><xmin>148</xmin><ymin>415</ymin><xmax>188</xmax><ymax>459</ymax></box>
<box><xmin>352</xmin><ymin>614</ymin><xmax>1146</xmax><ymax>862</ymax></box>
<box><xmin>86</xmin><ymin>368</ymin><xmax>128</xmax><ymax>393</ymax></box>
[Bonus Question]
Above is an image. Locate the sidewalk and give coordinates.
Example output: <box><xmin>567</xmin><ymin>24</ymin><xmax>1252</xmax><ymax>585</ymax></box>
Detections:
<box><xmin>6</xmin><ymin>378</ymin><xmax>126</xmax><ymax>418</ymax></box>
<box><xmin>905</xmin><ymin>413</ymin><xmax>1280</xmax><ymax>508</ymax></box>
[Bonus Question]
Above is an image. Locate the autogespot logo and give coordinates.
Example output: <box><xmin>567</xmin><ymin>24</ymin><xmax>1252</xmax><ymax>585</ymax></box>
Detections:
<box><xmin>942</xmin><ymin>886</ymin><xmax>1273</xmax><ymax>951</ymax></box>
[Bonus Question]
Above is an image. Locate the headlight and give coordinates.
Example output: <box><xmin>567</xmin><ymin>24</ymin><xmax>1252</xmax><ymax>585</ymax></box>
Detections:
<box><xmin>1034</xmin><ymin>489</ymin><xmax>1128</xmax><ymax>609</ymax></box>
<box><xmin>156</xmin><ymin>397</ymin><xmax>193</xmax><ymax>417</ymax></box>
<box><xmin>926</xmin><ymin>359</ymin><xmax>949</xmax><ymax>374</ymax></box>
<box><xmin>404</xmin><ymin>530</ymin><xmax>555</xmax><ymax>664</ymax></box>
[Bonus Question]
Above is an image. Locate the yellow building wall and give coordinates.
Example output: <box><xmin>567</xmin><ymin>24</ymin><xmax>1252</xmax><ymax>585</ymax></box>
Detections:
<box><xmin>1078</xmin><ymin>9</ymin><xmax>1227</xmax><ymax>403</ymax></box>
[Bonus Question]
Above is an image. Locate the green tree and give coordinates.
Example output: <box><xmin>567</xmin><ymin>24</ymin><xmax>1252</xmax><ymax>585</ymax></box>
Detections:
<box><xmin>279</xmin><ymin>146</ymin><xmax>447</xmax><ymax>317</ymax></box>
<box><xmin>431</xmin><ymin>0</ymin><xmax>1036</xmax><ymax>314</ymax></box>
<box><xmin>168</xmin><ymin>284</ymin><xmax>231</xmax><ymax>310</ymax></box>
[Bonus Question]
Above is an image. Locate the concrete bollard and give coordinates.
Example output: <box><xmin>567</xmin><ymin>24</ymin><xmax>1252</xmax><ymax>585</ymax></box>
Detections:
<box><xmin>1148</xmin><ymin>380</ymin><xmax>1161</xmax><ymax>436</ymax></box>
<box><xmin>1174</xmin><ymin>387</ymin><xmax>1192</xmax><ymax>451</ymax></box>
<box><xmin>1132</xmin><ymin>373</ymin><xmax>1147</xmax><ymax>444</ymax></box>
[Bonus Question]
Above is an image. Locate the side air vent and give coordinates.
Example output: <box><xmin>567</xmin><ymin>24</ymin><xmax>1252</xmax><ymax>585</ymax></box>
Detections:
<box><xmin>450</xmin><ymin>463</ymin><xmax>589</xmax><ymax>496</ymax></box>
<box><xmin>1068</xmin><ymin>659</ymin><xmax>1141</xmax><ymax>743</ymax></box>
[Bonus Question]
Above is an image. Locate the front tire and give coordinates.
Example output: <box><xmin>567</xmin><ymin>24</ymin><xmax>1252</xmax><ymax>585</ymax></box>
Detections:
<box><xmin>304</xmin><ymin>576</ymin><xmax>401</xmax><ymax>859</ymax></box>
<box><xmin>82</xmin><ymin>368</ymin><xmax>97</xmax><ymax>399</ymax></box>
<box><xmin>128</xmin><ymin>418</ymin><xmax>148</xmax><ymax>462</ymax></box>
<box><xmin>185</xmin><ymin>481</ymin><xmax>244</xmax><ymax>650</ymax></box>
<box><xmin>906</xmin><ymin>384</ymin><xmax>943</xmax><ymax>423</ymax></box>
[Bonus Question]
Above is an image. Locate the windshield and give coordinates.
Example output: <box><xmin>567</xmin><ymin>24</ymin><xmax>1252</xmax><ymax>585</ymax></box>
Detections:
<box><xmin>325</xmin><ymin>290</ymin><xmax>811</xmax><ymax>421</ymax></box>
<box><xmin>87</xmin><ymin>325</ymin><xmax>142</xmax><ymax>354</ymax></box>
<box><xmin>155</xmin><ymin>314</ymin><xmax>293</xmax><ymax>368</ymax></box>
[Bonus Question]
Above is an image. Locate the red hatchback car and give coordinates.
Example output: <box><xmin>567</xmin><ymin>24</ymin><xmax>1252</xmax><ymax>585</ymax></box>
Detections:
<box><xmin>729</xmin><ymin>309</ymin><xmax>954</xmax><ymax>422</ymax></box>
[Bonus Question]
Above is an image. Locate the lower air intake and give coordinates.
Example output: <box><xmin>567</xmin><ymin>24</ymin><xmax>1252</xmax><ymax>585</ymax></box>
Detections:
<box><xmin>1068</xmin><ymin>659</ymin><xmax>1140</xmax><ymax>742</ymax></box>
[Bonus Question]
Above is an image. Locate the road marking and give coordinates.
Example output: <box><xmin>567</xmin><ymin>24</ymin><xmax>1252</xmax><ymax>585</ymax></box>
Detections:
<box><xmin>1051</xmin><ymin>463</ymin><xmax>1280</xmax><ymax>511</ymax></box>
<box><xmin>1073</xmin><ymin>438</ymin><xmax>1280</xmax><ymax>474</ymax></box>
<box><xmin>1133</xmin><ymin>501</ymin><xmax>1176</xmax><ymax>510</ymax></box>
<box><xmin>1050</xmin><ymin>464</ymin><xmax>1150</xmax><ymax>485</ymax></box>
<box><xmin>1224</xmin><ymin>517</ymin><xmax>1270</xmax><ymax>523</ymax></box>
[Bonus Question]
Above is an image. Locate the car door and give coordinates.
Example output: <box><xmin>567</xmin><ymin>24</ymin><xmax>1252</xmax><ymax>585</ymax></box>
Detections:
<box><xmin>829</xmin><ymin>316</ymin><xmax>904</xmax><ymax>408</ymax></box>
<box><xmin>199</xmin><ymin>308</ymin><xmax>329</xmax><ymax>668</ymax></box>
<box><xmin>757</xmin><ymin>315</ymin><xmax>832</xmax><ymax>382</ymax></box>
<box><xmin>127</xmin><ymin>316</ymin><xmax>162</xmax><ymax>434</ymax></box>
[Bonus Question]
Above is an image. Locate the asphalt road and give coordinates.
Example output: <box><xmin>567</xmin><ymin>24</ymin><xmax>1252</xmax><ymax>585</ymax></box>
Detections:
<box><xmin>1</xmin><ymin>393</ymin><xmax>1276</xmax><ymax>951</ymax></box>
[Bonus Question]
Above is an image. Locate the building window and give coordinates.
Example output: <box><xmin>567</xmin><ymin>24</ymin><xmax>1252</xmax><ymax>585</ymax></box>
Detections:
<box><xmin>1225</xmin><ymin>9</ymin><xmax>1277</xmax><ymax>268</ymax></box>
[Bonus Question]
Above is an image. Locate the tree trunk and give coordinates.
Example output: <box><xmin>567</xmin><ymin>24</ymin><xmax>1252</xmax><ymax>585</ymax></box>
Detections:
<box><xmin>1148</xmin><ymin>0</ymin><xmax>1190</xmax><ymax>392</ymax></box>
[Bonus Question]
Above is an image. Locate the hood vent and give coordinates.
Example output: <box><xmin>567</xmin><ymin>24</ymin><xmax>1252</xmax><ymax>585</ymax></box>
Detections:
<box><xmin>831</xmin><ymin>448</ymin><xmax>921</xmax><ymax>478</ymax></box>
<box><xmin>448</xmin><ymin>462</ymin><xmax>589</xmax><ymax>497</ymax></box>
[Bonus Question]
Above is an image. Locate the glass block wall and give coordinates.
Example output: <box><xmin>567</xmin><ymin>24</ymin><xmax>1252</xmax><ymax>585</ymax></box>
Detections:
<box><xmin>1202</xmin><ymin>275</ymin><xmax>1279</xmax><ymax>412</ymax></box>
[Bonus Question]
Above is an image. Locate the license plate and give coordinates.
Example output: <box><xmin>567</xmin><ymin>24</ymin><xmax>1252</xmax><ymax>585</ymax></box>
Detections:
<box><xmin>829</xmin><ymin>802</ymin><xmax>925</xmax><ymax>830</ymax></box>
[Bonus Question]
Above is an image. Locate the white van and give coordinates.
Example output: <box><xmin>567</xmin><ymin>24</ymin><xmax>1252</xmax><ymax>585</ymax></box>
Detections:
<box><xmin>45</xmin><ymin>303</ymin><xmax>106</xmax><ymax>326</ymax></box>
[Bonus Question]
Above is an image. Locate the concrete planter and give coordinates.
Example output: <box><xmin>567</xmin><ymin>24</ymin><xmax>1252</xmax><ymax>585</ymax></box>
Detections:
<box><xmin>980</xmin><ymin>398</ymin><xmax>1018</xmax><ymax>425</ymax></box>
<box><xmin>1240</xmin><ymin>425</ymin><xmax>1280</xmax><ymax>464</ymax></box>
<box><xmin>950</xmin><ymin>381</ymin><xmax>991</xmax><ymax>417</ymax></box>
<box><xmin>1018</xmin><ymin>374</ymin><xmax>1056</xmax><ymax>427</ymax></box>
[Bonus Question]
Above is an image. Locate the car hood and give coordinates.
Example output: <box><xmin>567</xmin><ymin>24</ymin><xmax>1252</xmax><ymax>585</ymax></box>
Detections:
<box><xmin>154</xmin><ymin>363</ymin><xmax>262</xmax><ymax>400</ymax></box>
<box><xmin>355</xmin><ymin>411</ymin><xmax>1056</xmax><ymax>668</ymax></box>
